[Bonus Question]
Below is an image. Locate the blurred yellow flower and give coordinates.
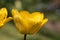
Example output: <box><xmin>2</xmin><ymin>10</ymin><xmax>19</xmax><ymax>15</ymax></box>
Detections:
<box><xmin>0</xmin><ymin>8</ymin><xmax>12</xmax><ymax>28</ymax></box>
<box><xmin>12</xmin><ymin>9</ymin><xmax>48</xmax><ymax>34</ymax></box>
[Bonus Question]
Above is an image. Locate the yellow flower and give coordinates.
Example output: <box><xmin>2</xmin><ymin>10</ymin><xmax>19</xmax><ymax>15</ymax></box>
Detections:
<box><xmin>0</xmin><ymin>8</ymin><xmax>12</xmax><ymax>28</ymax></box>
<box><xmin>12</xmin><ymin>9</ymin><xmax>48</xmax><ymax>34</ymax></box>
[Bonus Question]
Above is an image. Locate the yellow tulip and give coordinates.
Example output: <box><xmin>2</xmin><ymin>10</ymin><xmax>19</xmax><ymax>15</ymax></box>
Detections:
<box><xmin>0</xmin><ymin>8</ymin><xmax>12</xmax><ymax>28</ymax></box>
<box><xmin>12</xmin><ymin>9</ymin><xmax>48</xmax><ymax>34</ymax></box>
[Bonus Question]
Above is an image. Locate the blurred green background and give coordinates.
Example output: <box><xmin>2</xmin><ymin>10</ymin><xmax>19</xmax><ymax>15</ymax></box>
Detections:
<box><xmin>0</xmin><ymin>0</ymin><xmax>60</xmax><ymax>40</ymax></box>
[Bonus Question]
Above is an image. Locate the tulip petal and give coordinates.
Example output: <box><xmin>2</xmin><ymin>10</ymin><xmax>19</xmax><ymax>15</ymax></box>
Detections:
<box><xmin>19</xmin><ymin>11</ymin><xmax>30</xmax><ymax>19</ymax></box>
<box><xmin>3</xmin><ymin>17</ymin><xmax>13</xmax><ymax>24</ymax></box>
<box><xmin>29</xmin><ymin>22</ymin><xmax>41</xmax><ymax>34</ymax></box>
<box><xmin>29</xmin><ymin>18</ymin><xmax>48</xmax><ymax>34</ymax></box>
<box><xmin>12</xmin><ymin>9</ymin><xmax>19</xmax><ymax>17</ymax></box>
<box><xmin>0</xmin><ymin>8</ymin><xmax>7</xmax><ymax>27</ymax></box>
<box><xmin>1</xmin><ymin>8</ymin><xmax>7</xmax><ymax>20</ymax></box>
<box><xmin>41</xmin><ymin>18</ymin><xmax>48</xmax><ymax>27</ymax></box>
<box><xmin>0</xmin><ymin>8</ymin><xmax>7</xmax><ymax>21</ymax></box>
<box><xmin>13</xmin><ymin>15</ymin><xmax>28</xmax><ymax>34</ymax></box>
<box><xmin>12</xmin><ymin>9</ymin><xmax>30</xmax><ymax>34</ymax></box>
<box><xmin>31</xmin><ymin>12</ymin><xmax>44</xmax><ymax>23</ymax></box>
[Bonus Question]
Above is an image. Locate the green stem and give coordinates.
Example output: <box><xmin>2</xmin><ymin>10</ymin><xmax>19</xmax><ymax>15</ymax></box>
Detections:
<box><xmin>24</xmin><ymin>34</ymin><xmax>27</xmax><ymax>40</ymax></box>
